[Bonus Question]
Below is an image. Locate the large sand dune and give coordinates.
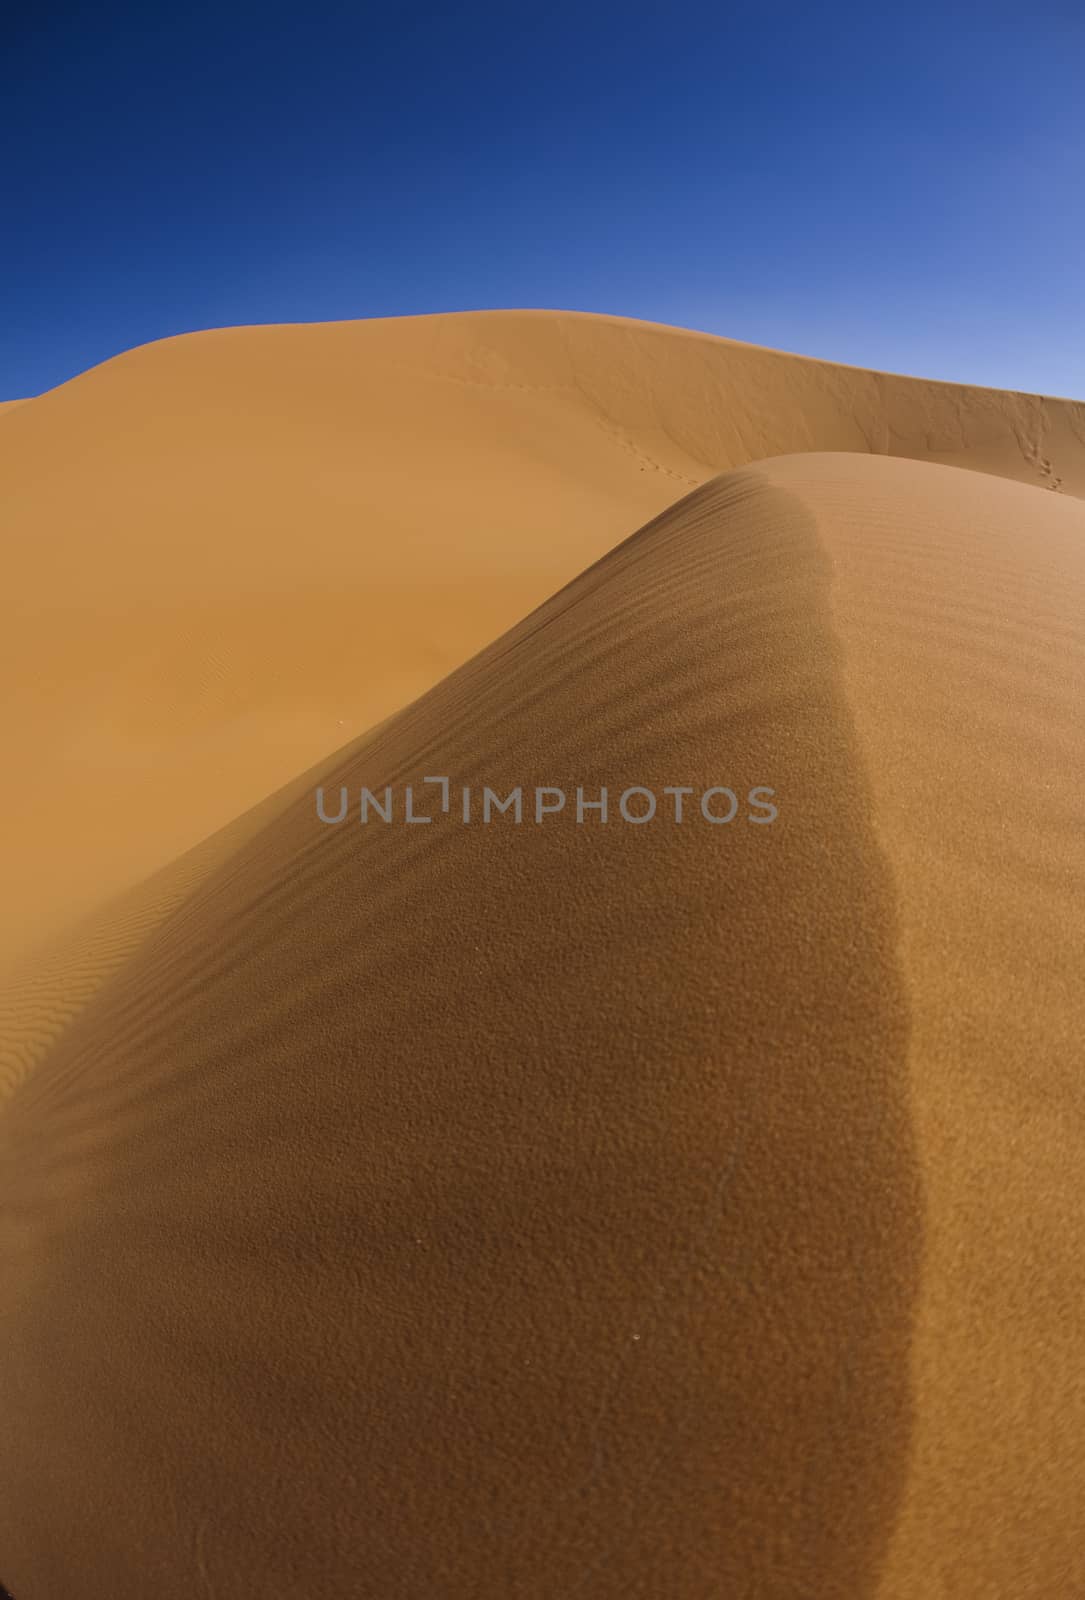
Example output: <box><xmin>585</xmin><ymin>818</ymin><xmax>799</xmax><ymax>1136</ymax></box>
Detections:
<box><xmin>1</xmin><ymin>316</ymin><xmax>1084</xmax><ymax>1596</ymax></box>
<box><xmin>2</xmin><ymin>436</ymin><xmax>1085</xmax><ymax>1595</ymax></box>
<box><xmin>3</xmin><ymin>310</ymin><xmax>1085</xmax><ymax>972</ymax></box>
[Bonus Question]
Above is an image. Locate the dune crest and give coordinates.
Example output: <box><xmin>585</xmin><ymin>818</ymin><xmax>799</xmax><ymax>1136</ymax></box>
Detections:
<box><xmin>2</xmin><ymin>452</ymin><xmax>1083</xmax><ymax>1597</ymax></box>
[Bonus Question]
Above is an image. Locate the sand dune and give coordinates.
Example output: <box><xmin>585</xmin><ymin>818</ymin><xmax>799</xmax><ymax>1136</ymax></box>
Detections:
<box><xmin>3</xmin><ymin>310</ymin><xmax>1085</xmax><ymax>975</ymax></box>
<box><xmin>2</xmin><ymin>449</ymin><xmax>1083</xmax><ymax>1597</ymax></box>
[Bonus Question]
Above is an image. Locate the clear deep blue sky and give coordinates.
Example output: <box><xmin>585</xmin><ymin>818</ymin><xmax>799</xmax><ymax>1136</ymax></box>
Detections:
<box><xmin>4</xmin><ymin>1</ymin><xmax>1083</xmax><ymax>400</ymax></box>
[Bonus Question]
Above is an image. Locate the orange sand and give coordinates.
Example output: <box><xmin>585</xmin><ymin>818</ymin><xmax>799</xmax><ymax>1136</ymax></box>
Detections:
<box><xmin>1</xmin><ymin>315</ymin><xmax>1084</xmax><ymax>1597</ymax></box>
<box><xmin>3</xmin><ymin>311</ymin><xmax>1083</xmax><ymax>973</ymax></box>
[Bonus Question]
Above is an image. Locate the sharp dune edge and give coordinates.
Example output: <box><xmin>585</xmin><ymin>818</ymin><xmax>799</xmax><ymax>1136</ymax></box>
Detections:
<box><xmin>1</xmin><ymin>314</ymin><xmax>1084</xmax><ymax>1597</ymax></box>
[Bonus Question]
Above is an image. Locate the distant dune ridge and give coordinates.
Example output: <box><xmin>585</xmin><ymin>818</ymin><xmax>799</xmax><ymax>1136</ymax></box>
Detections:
<box><xmin>1</xmin><ymin>315</ymin><xmax>1084</xmax><ymax>1597</ymax></box>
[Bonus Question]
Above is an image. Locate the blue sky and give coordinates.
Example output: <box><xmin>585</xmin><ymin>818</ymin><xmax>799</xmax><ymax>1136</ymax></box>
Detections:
<box><xmin>4</xmin><ymin>1</ymin><xmax>1083</xmax><ymax>400</ymax></box>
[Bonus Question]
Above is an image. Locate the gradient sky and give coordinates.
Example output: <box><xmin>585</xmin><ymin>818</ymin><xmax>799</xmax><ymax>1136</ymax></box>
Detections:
<box><xmin>4</xmin><ymin>1</ymin><xmax>1083</xmax><ymax>400</ymax></box>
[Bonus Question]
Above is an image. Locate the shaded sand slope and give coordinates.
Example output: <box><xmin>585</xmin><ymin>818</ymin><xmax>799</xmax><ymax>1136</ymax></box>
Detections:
<box><xmin>4</xmin><ymin>310</ymin><xmax>1085</xmax><ymax>970</ymax></box>
<box><xmin>0</xmin><ymin>728</ymin><xmax>391</xmax><ymax>1105</ymax></box>
<box><xmin>2</xmin><ymin>455</ymin><xmax>1082</xmax><ymax>1598</ymax></box>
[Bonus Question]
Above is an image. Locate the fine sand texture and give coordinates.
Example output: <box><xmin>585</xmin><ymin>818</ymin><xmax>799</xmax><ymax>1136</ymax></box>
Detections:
<box><xmin>3</xmin><ymin>310</ymin><xmax>1085</xmax><ymax>977</ymax></box>
<box><xmin>1</xmin><ymin>444</ymin><xmax>1083</xmax><ymax>1597</ymax></box>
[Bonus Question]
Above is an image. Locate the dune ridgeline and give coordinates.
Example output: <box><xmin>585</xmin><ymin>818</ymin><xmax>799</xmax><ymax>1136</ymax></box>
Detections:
<box><xmin>1</xmin><ymin>311</ymin><xmax>1083</xmax><ymax>1598</ymax></box>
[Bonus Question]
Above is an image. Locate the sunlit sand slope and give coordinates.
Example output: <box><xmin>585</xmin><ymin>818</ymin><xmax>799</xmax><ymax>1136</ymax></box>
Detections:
<box><xmin>3</xmin><ymin>310</ymin><xmax>1084</xmax><ymax>968</ymax></box>
<box><xmin>2</xmin><ymin>453</ymin><xmax>1081</xmax><ymax>1598</ymax></box>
